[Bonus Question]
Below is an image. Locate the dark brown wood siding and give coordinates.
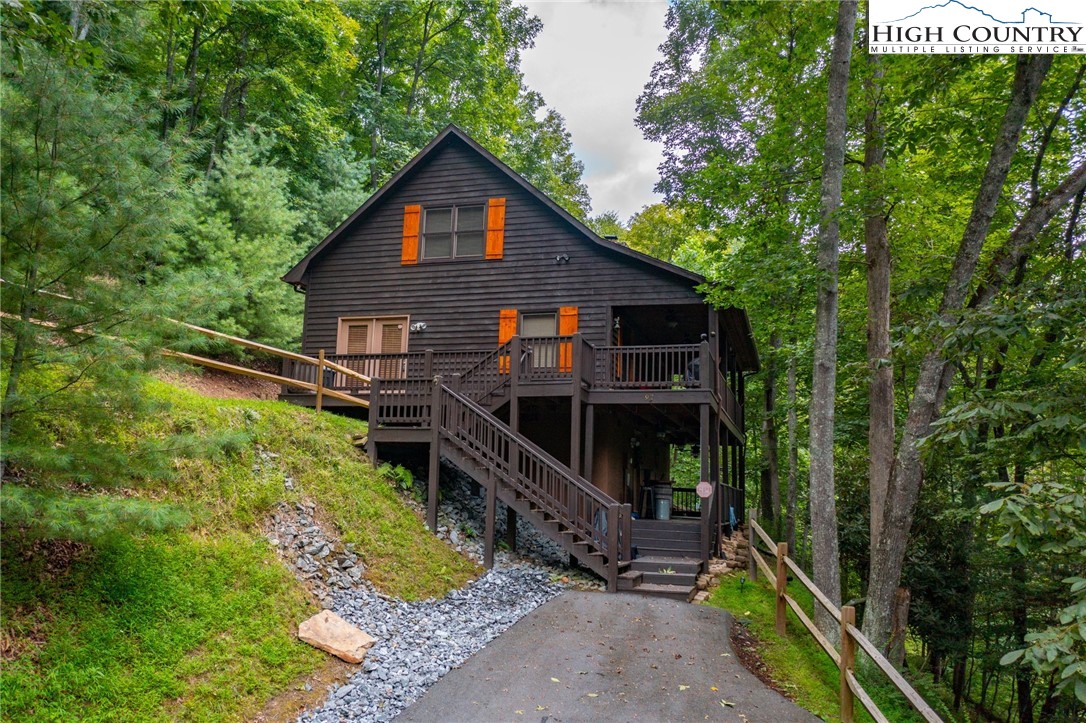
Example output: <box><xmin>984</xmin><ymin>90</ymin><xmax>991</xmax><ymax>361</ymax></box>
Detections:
<box><xmin>299</xmin><ymin>138</ymin><xmax>705</xmax><ymax>355</ymax></box>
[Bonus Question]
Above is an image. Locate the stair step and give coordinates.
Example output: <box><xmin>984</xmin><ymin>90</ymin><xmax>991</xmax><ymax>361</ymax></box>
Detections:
<box><xmin>641</xmin><ymin>571</ymin><xmax>697</xmax><ymax>586</ymax></box>
<box><xmin>617</xmin><ymin>570</ymin><xmax>643</xmax><ymax>592</ymax></box>
<box><xmin>631</xmin><ymin>557</ymin><xmax>701</xmax><ymax>575</ymax></box>
<box><xmin>625</xmin><ymin>582</ymin><xmax>697</xmax><ymax>602</ymax></box>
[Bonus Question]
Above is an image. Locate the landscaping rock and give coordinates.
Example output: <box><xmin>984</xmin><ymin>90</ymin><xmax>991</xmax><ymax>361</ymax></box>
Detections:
<box><xmin>299</xmin><ymin>610</ymin><xmax>376</xmax><ymax>664</ymax></box>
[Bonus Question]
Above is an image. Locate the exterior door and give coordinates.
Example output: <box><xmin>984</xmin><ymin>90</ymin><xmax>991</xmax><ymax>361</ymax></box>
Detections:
<box><xmin>521</xmin><ymin>312</ymin><xmax>557</xmax><ymax>368</ymax></box>
<box><xmin>336</xmin><ymin>316</ymin><xmax>409</xmax><ymax>379</ymax></box>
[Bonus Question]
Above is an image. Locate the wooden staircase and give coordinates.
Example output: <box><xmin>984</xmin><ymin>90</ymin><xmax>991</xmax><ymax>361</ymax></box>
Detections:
<box><xmin>617</xmin><ymin>556</ymin><xmax>700</xmax><ymax>602</ymax></box>
<box><xmin>433</xmin><ymin>383</ymin><xmax>632</xmax><ymax>590</ymax></box>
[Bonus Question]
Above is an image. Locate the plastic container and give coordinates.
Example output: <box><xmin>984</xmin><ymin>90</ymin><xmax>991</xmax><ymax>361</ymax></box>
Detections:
<box><xmin>653</xmin><ymin>484</ymin><xmax>673</xmax><ymax>520</ymax></box>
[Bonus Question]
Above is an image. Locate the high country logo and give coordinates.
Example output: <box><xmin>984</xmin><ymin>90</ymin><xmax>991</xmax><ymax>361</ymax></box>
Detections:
<box><xmin>868</xmin><ymin>0</ymin><xmax>1086</xmax><ymax>54</ymax></box>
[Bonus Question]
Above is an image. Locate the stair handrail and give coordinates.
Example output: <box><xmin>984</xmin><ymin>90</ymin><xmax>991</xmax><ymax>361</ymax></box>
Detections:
<box><xmin>456</xmin><ymin>339</ymin><xmax>514</xmax><ymax>403</ymax></box>
<box><xmin>437</xmin><ymin>383</ymin><xmax>628</xmax><ymax>562</ymax></box>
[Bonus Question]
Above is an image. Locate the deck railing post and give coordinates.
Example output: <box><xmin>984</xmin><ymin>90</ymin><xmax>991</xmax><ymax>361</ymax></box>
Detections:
<box><xmin>699</xmin><ymin>339</ymin><xmax>710</xmax><ymax>389</ymax></box>
<box><xmin>840</xmin><ymin>605</ymin><xmax>857</xmax><ymax>723</ymax></box>
<box><xmin>427</xmin><ymin>376</ymin><xmax>443</xmax><ymax>531</ymax></box>
<box><xmin>606</xmin><ymin>504</ymin><xmax>619</xmax><ymax>593</ymax></box>
<box><xmin>748</xmin><ymin>508</ymin><xmax>757</xmax><ymax>581</ymax></box>
<box><xmin>424</xmin><ymin>348</ymin><xmax>434</xmax><ymax>379</ymax></box>
<box><xmin>776</xmin><ymin>542</ymin><xmax>788</xmax><ymax>635</ymax></box>
<box><xmin>315</xmin><ymin>349</ymin><xmax>325</xmax><ymax>413</ymax></box>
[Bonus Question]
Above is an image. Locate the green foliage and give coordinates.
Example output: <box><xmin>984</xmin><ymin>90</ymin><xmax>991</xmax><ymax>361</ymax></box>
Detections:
<box><xmin>984</xmin><ymin>479</ymin><xmax>1086</xmax><ymax>704</ymax></box>
<box><xmin>1</xmin><ymin>374</ymin><xmax>480</xmax><ymax>719</ymax></box>
<box><xmin>0</xmin><ymin>531</ymin><xmax>322</xmax><ymax>721</ymax></box>
<box><xmin>173</xmin><ymin>131</ymin><xmax>303</xmax><ymax>346</ymax></box>
<box><xmin>1</xmin><ymin>485</ymin><xmax>189</xmax><ymax>541</ymax></box>
<box><xmin>707</xmin><ymin>573</ymin><xmax>947</xmax><ymax>722</ymax></box>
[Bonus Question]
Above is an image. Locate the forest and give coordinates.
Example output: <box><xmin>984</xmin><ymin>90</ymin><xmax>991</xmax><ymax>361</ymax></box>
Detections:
<box><xmin>1</xmin><ymin>1</ymin><xmax>1084</xmax><ymax>722</ymax></box>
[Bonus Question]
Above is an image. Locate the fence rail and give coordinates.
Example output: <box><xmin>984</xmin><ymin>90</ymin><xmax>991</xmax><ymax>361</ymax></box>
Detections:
<box><xmin>747</xmin><ymin>511</ymin><xmax>942</xmax><ymax>723</ymax></box>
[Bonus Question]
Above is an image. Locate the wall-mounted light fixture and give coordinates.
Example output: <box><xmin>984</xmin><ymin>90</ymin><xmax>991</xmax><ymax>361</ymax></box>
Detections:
<box><xmin>409</xmin><ymin>321</ymin><xmax>428</xmax><ymax>333</ymax></box>
<box><xmin>554</xmin><ymin>254</ymin><xmax>570</xmax><ymax>264</ymax></box>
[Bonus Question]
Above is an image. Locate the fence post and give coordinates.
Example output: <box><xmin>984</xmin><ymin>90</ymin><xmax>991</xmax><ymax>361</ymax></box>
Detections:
<box><xmin>840</xmin><ymin>605</ymin><xmax>856</xmax><ymax>723</ymax></box>
<box><xmin>776</xmin><ymin>541</ymin><xmax>788</xmax><ymax>635</ymax></box>
<box><xmin>315</xmin><ymin>349</ymin><xmax>325</xmax><ymax>413</ymax></box>
<box><xmin>748</xmin><ymin>508</ymin><xmax>757</xmax><ymax>582</ymax></box>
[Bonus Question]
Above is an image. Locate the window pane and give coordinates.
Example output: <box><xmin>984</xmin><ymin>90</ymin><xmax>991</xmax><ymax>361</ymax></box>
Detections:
<box><xmin>457</xmin><ymin>206</ymin><xmax>484</xmax><ymax>232</ymax></box>
<box><xmin>521</xmin><ymin>313</ymin><xmax>556</xmax><ymax>337</ymax></box>
<box><xmin>425</xmin><ymin>208</ymin><xmax>452</xmax><ymax>234</ymax></box>
<box><xmin>424</xmin><ymin>233</ymin><xmax>452</xmax><ymax>258</ymax></box>
<box><xmin>457</xmin><ymin>231</ymin><xmax>484</xmax><ymax>257</ymax></box>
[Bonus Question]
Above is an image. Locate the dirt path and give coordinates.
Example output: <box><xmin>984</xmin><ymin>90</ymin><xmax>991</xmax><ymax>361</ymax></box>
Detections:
<box><xmin>397</xmin><ymin>591</ymin><xmax>816</xmax><ymax>722</ymax></box>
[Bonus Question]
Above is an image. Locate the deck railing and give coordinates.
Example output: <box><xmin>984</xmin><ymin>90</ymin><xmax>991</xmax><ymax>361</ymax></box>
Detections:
<box><xmin>747</xmin><ymin>512</ymin><xmax>943</xmax><ymax>723</ymax></box>
<box><xmin>280</xmin><ymin>338</ymin><xmax>742</xmax><ymax>426</ymax></box>
<box><xmin>592</xmin><ymin>344</ymin><xmax>705</xmax><ymax>390</ymax></box>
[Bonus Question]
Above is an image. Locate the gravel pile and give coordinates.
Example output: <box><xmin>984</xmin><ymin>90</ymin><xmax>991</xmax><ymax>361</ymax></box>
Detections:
<box><xmin>300</xmin><ymin>564</ymin><xmax>562</xmax><ymax>722</ymax></box>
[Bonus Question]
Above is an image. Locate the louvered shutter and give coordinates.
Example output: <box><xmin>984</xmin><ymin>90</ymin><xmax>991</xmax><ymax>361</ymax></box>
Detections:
<box><xmin>498</xmin><ymin>308</ymin><xmax>517</xmax><ymax>373</ymax></box>
<box><xmin>401</xmin><ymin>205</ymin><xmax>421</xmax><ymax>265</ymax></box>
<box><xmin>558</xmin><ymin>306</ymin><xmax>578</xmax><ymax>372</ymax></box>
<box><xmin>485</xmin><ymin>198</ymin><xmax>506</xmax><ymax>259</ymax></box>
<box><xmin>345</xmin><ymin>323</ymin><xmax>370</xmax><ymax>353</ymax></box>
<box><xmin>378</xmin><ymin>321</ymin><xmax>406</xmax><ymax>378</ymax></box>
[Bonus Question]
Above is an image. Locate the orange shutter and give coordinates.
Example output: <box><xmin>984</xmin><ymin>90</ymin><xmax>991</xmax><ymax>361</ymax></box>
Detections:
<box><xmin>558</xmin><ymin>306</ymin><xmax>578</xmax><ymax>372</ymax></box>
<box><xmin>485</xmin><ymin>198</ymin><xmax>506</xmax><ymax>259</ymax></box>
<box><xmin>498</xmin><ymin>308</ymin><xmax>517</xmax><ymax>373</ymax></box>
<box><xmin>401</xmin><ymin>205</ymin><xmax>421</xmax><ymax>265</ymax></box>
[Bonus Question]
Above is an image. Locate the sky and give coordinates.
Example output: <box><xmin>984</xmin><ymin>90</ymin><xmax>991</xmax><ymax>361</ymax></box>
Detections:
<box><xmin>519</xmin><ymin>1</ymin><xmax>671</xmax><ymax>222</ymax></box>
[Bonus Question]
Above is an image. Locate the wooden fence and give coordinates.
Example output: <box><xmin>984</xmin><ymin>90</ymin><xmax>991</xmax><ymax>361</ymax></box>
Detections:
<box><xmin>746</xmin><ymin>510</ymin><xmax>942</xmax><ymax>723</ymax></box>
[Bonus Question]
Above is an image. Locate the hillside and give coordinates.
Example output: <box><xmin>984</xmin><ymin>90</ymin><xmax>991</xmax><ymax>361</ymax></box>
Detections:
<box><xmin>0</xmin><ymin>374</ymin><xmax>479</xmax><ymax>721</ymax></box>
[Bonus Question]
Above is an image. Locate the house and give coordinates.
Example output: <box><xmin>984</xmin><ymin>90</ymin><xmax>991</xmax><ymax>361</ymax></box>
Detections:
<box><xmin>281</xmin><ymin>125</ymin><xmax>758</xmax><ymax>599</ymax></box>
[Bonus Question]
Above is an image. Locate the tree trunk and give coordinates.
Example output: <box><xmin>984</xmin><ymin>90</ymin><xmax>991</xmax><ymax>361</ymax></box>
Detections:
<box><xmin>786</xmin><ymin>348</ymin><xmax>798</xmax><ymax>555</ymax></box>
<box><xmin>370</xmin><ymin>16</ymin><xmax>389</xmax><ymax>191</ymax></box>
<box><xmin>864</xmin><ymin>53</ymin><xmax>894</xmax><ymax>548</ymax></box>
<box><xmin>808</xmin><ymin>0</ymin><xmax>856</xmax><ymax>639</ymax></box>
<box><xmin>862</xmin><ymin>54</ymin><xmax>1053</xmax><ymax>652</ymax></box>
<box><xmin>1</xmin><ymin>266</ymin><xmax>38</xmax><ymax>480</ymax></box>
<box><xmin>1011</xmin><ymin>463</ymin><xmax>1034</xmax><ymax>723</ymax></box>
<box><xmin>760</xmin><ymin>332</ymin><xmax>782</xmax><ymax>525</ymax></box>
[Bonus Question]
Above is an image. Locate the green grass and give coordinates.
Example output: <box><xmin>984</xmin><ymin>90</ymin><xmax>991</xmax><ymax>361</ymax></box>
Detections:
<box><xmin>706</xmin><ymin>572</ymin><xmax>951</xmax><ymax>722</ymax></box>
<box><xmin>1</xmin><ymin>373</ymin><xmax>480</xmax><ymax>721</ymax></box>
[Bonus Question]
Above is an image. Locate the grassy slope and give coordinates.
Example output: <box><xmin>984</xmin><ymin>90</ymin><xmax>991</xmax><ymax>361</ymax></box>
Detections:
<box><xmin>706</xmin><ymin>573</ymin><xmax>955</xmax><ymax>723</ymax></box>
<box><xmin>1</xmin><ymin>376</ymin><xmax>479</xmax><ymax>722</ymax></box>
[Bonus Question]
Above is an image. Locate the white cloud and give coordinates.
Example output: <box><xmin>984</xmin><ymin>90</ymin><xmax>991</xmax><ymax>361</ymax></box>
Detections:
<box><xmin>519</xmin><ymin>1</ymin><xmax>670</xmax><ymax>221</ymax></box>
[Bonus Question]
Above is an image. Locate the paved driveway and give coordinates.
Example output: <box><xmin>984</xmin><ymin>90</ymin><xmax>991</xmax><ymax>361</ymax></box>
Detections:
<box><xmin>398</xmin><ymin>591</ymin><xmax>817</xmax><ymax>722</ymax></box>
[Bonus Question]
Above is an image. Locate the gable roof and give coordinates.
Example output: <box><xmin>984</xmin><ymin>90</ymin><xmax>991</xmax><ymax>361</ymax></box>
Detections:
<box><xmin>282</xmin><ymin>124</ymin><xmax>704</xmax><ymax>288</ymax></box>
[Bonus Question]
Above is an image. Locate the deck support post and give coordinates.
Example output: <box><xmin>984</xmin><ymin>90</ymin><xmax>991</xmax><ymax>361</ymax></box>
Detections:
<box><xmin>584</xmin><ymin>404</ymin><xmax>594</xmax><ymax>483</ymax></box>
<box><xmin>509</xmin><ymin>336</ymin><xmax>520</xmax><ymax>435</ymax></box>
<box><xmin>699</xmin><ymin>403</ymin><xmax>711</xmax><ymax>566</ymax></box>
<box><xmin>606</xmin><ymin>504</ymin><xmax>619</xmax><ymax>593</ymax></box>
<box><xmin>710</xmin><ymin>413</ymin><xmax>721</xmax><ymax>557</ymax></box>
<box><xmin>505</xmin><ymin>505</ymin><xmax>517</xmax><ymax>552</ymax></box>
<box><xmin>366</xmin><ymin>376</ymin><xmax>381</xmax><ymax>465</ymax></box>
<box><xmin>484</xmin><ymin>470</ymin><xmax>497</xmax><ymax>569</ymax></box>
<box><xmin>570</xmin><ymin>334</ymin><xmax>583</xmax><ymax>476</ymax></box>
<box><xmin>427</xmin><ymin>376</ymin><xmax>442</xmax><ymax>531</ymax></box>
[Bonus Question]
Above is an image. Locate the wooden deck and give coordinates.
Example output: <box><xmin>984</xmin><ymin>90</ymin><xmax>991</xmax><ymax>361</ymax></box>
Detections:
<box><xmin>279</xmin><ymin>334</ymin><xmax>744</xmax><ymax>436</ymax></box>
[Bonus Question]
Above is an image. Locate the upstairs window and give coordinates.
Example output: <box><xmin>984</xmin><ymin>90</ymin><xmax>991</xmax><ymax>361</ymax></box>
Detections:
<box><xmin>422</xmin><ymin>205</ymin><xmax>485</xmax><ymax>260</ymax></box>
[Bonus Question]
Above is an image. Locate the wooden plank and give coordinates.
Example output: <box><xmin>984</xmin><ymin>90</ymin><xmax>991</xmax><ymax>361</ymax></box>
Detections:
<box><xmin>751</xmin><ymin>547</ymin><xmax>776</xmax><ymax>586</ymax></box>
<box><xmin>784</xmin><ymin>556</ymin><xmax>842</xmax><ymax>620</ymax></box>
<box><xmin>846</xmin><ymin>623</ymin><xmax>943</xmax><ymax>722</ymax></box>
<box><xmin>177</xmin><ymin>320</ymin><xmax>371</xmax><ymax>384</ymax></box>
<box><xmin>783</xmin><ymin>593</ymin><xmax>840</xmax><ymax>666</ymax></box>
<box><xmin>775</xmin><ymin>542</ymin><xmax>788</xmax><ymax>636</ymax></box>
<box><xmin>163</xmin><ymin>351</ymin><xmax>367</xmax><ymax>407</ymax></box>
<box><xmin>847</xmin><ymin>671</ymin><xmax>891</xmax><ymax>723</ymax></box>
<box><xmin>750</xmin><ymin>517</ymin><xmax>777</xmax><ymax>550</ymax></box>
